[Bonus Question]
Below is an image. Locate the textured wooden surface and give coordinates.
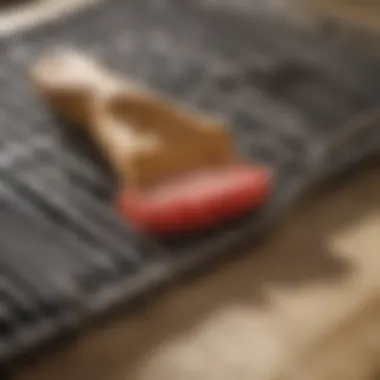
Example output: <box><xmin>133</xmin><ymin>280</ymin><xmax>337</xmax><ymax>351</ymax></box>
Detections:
<box><xmin>300</xmin><ymin>0</ymin><xmax>380</xmax><ymax>31</ymax></box>
<box><xmin>9</xmin><ymin>2</ymin><xmax>380</xmax><ymax>379</ymax></box>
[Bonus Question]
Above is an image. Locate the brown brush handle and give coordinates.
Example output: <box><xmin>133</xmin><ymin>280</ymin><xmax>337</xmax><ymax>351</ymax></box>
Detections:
<box><xmin>30</xmin><ymin>50</ymin><xmax>239</xmax><ymax>189</ymax></box>
<box><xmin>30</xmin><ymin>49</ymin><xmax>138</xmax><ymax>178</ymax></box>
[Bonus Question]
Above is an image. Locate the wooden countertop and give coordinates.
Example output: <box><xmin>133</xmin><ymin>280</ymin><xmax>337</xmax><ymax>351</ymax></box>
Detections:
<box><xmin>299</xmin><ymin>0</ymin><xmax>380</xmax><ymax>32</ymax></box>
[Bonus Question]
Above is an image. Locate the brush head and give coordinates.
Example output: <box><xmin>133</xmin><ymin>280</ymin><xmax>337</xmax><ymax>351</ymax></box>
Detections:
<box><xmin>117</xmin><ymin>164</ymin><xmax>272</xmax><ymax>235</ymax></box>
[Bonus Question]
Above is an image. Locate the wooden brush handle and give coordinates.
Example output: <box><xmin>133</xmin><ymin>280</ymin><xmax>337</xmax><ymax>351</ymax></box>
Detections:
<box><xmin>30</xmin><ymin>50</ymin><xmax>239</xmax><ymax>189</ymax></box>
<box><xmin>29</xmin><ymin>49</ymin><xmax>140</xmax><ymax>125</ymax></box>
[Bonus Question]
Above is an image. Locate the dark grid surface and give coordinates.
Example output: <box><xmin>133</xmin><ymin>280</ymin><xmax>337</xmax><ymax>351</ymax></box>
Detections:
<box><xmin>0</xmin><ymin>0</ymin><xmax>380</xmax><ymax>365</ymax></box>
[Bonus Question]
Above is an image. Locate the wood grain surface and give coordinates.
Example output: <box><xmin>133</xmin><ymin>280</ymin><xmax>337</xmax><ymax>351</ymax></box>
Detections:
<box><xmin>299</xmin><ymin>0</ymin><xmax>380</xmax><ymax>31</ymax></box>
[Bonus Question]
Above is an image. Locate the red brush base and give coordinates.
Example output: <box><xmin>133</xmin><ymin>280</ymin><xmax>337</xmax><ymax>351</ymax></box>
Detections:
<box><xmin>117</xmin><ymin>164</ymin><xmax>272</xmax><ymax>235</ymax></box>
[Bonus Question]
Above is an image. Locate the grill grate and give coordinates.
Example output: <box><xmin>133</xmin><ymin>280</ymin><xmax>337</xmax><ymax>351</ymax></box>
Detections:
<box><xmin>0</xmin><ymin>0</ymin><xmax>379</xmax><ymax>365</ymax></box>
